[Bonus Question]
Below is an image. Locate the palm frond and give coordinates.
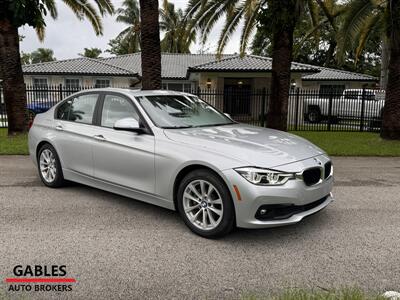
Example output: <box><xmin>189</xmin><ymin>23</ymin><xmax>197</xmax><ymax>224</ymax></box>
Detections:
<box><xmin>43</xmin><ymin>0</ymin><xmax>58</xmax><ymax>19</ymax></box>
<box><xmin>337</xmin><ymin>0</ymin><xmax>376</xmax><ymax>64</ymax></box>
<box><xmin>35</xmin><ymin>24</ymin><xmax>46</xmax><ymax>42</ymax></box>
<box><xmin>307</xmin><ymin>0</ymin><xmax>319</xmax><ymax>27</ymax></box>
<box><xmin>62</xmin><ymin>0</ymin><xmax>103</xmax><ymax>35</ymax></box>
<box><xmin>193</xmin><ymin>0</ymin><xmax>240</xmax><ymax>44</ymax></box>
<box><xmin>239</xmin><ymin>0</ymin><xmax>264</xmax><ymax>55</ymax></box>
<box><xmin>93</xmin><ymin>0</ymin><xmax>114</xmax><ymax>16</ymax></box>
<box><xmin>355</xmin><ymin>12</ymin><xmax>382</xmax><ymax>62</ymax></box>
<box><xmin>216</xmin><ymin>4</ymin><xmax>245</xmax><ymax>55</ymax></box>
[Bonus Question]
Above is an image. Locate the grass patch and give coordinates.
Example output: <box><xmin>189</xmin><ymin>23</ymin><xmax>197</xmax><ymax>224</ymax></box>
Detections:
<box><xmin>0</xmin><ymin>128</ymin><xmax>399</xmax><ymax>156</ymax></box>
<box><xmin>0</xmin><ymin>128</ymin><xmax>29</xmax><ymax>155</ymax></box>
<box><xmin>243</xmin><ymin>288</ymin><xmax>387</xmax><ymax>300</ymax></box>
<box><xmin>291</xmin><ymin>131</ymin><xmax>400</xmax><ymax>156</ymax></box>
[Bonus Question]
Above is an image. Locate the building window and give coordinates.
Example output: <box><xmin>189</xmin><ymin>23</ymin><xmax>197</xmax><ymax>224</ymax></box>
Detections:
<box><xmin>161</xmin><ymin>82</ymin><xmax>194</xmax><ymax>93</ymax></box>
<box><xmin>65</xmin><ymin>78</ymin><xmax>80</xmax><ymax>90</ymax></box>
<box><xmin>33</xmin><ymin>78</ymin><xmax>48</xmax><ymax>100</ymax></box>
<box><xmin>95</xmin><ymin>79</ymin><xmax>111</xmax><ymax>88</ymax></box>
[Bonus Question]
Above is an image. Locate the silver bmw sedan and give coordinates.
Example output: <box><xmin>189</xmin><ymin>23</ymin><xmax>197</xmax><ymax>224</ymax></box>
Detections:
<box><xmin>29</xmin><ymin>88</ymin><xmax>334</xmax><ymax>238</ymax></box>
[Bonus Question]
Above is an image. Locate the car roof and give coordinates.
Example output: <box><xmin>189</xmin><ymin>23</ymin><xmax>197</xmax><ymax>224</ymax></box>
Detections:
<box><xmin>76</xmin><ymin>88</ymin><xmax>195</xmax><ymax>97</ymax></box>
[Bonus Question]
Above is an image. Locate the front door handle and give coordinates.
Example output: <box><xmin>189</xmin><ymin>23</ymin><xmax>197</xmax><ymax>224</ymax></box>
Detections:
<box><xmin>93</xmin><ymin>134</ymin><xmax>106</xmax><ymax>141</ymax></box>
<box><xmin>55</xmin><ymin>125</ymin><xmax>63</xmax><ymax>131</ymax></box>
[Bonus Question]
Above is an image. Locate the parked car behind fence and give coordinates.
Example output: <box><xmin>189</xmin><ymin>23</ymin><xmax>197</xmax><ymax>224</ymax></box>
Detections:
<box><xmin>304</xmin><ymin>89</ymin><xmax>385</xmax><ymax>127</ymax></box>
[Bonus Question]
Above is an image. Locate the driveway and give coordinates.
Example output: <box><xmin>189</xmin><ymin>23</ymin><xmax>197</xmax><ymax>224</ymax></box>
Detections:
<box><xmin>0</xmin><ymin>156</ymin><xmax>399</xmax><ymax>299</ymax></box>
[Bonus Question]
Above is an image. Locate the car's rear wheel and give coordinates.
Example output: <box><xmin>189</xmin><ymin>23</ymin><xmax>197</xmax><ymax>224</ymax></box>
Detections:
<box><xmin>38</xmin><ymin>144</ymin><xmax>65</xmax><ymax>188</ymax></box>
<box><xmin>177</xmin><ymin>169</ymin><xmax>235</xmax><ymax>238</ymax></box>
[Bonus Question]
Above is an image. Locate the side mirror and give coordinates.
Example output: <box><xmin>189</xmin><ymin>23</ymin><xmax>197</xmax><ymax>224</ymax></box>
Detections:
<box><xmin>113</xmin><ymin>118</ymin><xmax>144</xmax><ymax>133</ymax></box>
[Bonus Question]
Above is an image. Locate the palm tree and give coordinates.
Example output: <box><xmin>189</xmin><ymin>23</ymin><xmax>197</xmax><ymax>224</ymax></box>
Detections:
<box><xmin>160</xmin><ymin>0</ymin><xmax>196</xmax><ymax>53</ymax></box>
<box><xmin>186</xmin><ymin>0</ymin><xmax>332</xmax><ymax>55</ymax></box>
<box><xmin>79</xmin><ymin>47</ymin><xmax>102</xmax><ymax>58</ymax></box>
<box><xmin>0</xmin><ymin>0</ymin><xmax>113</xmax><ymax>135</ymax></box>
<box><xmin>31</xmin><ymin>48</ymin><xmax>56</xmax><ymax>63</ymax></box>
<box><xmin>252</xmin><ymin>0</ymin><xmax>344</xmax><ymax>67</ymax></box>
<box><xmin>335</xmin><ymin>0</ymin><xmax>400</xmax><ymax>139</ymax></box>
<box><xmin>115</xmin><ymin>0</ymin><xmax>141</xmax><ymax>53</ymax></box>
<box><xmin>263</xmin><ymin>0</ymin><xmax>303</xmax><ymax>130</ymax></box>
<box><xmin>381</xmin><ymin>0</ymin><xmax>400</xmax><ymax>139</ymax></box>
<box><xmin>139</xmin><ymin>0</ymin><xmax>162</xmax><ymax>89</ymax></box>
<box><xmin>186</xmin><ymin>0</ymin><xmax>334</xmax><ymax>131</ymax></box>
<box><xmin>336</xmin><ymin>0</ymin><xmax>388</xmax><ymax>87</ymax></box>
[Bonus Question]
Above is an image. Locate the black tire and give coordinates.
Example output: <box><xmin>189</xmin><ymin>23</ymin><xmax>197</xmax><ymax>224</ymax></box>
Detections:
<box><xmin>177</xmin><ymin>169</ymin><xmax>235</xmax><ymax>238</ymax></box>
<box><xmin>37</xmin><ymin>143</ymin><xmax>66</xmax><ymax>188</ymax></box>
<box><xmin>307</xmin><ymin>107</ymin><xmax>322</xmax><ymax>123</ymax></box>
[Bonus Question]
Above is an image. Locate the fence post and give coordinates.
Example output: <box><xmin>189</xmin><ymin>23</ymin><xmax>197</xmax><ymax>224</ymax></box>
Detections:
<box><xmin>294</xmin><ymin>87</ymin><xmax>300</xmax><ymax>131</ymax></box>
<box><xmin>260</xmin><ymin>88</ymin><xmax>266</xmax><ymax>127</ymax></box>
<box><xmin>360</xmin><ymin>87</ymin><xmax>366</xmax><ymax>132</ymax></box>
<box><xmin>196</xmin><ymin>86</ymin><xmax>201</xmax><ymax>97</ymax></box>
<box><xmin>59</xmin><ymin>84</ymin><xmax>63</xmax><ymax>102</ymax></box>
<box><xmin>327</xmin><ymin>87</ymin><xmax>333</xmax><ymax>131</ymax></box>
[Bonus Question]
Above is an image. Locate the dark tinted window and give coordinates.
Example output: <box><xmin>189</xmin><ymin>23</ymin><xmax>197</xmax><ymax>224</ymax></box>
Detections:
<box><xmin>56</xmin><ymin>94</ymin><xmax>98</xmax><ymax>124</ymax></box>
<box><xmin>101</xmin><ymin>95</ymin><xmax>139</xmax><ymax>128</ymax></box>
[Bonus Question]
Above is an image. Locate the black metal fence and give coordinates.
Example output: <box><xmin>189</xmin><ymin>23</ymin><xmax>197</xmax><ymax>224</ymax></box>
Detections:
<box><xmin>0</xmin><ymin>84</ymin><xmax>385</xmax><ymax>132</ymax></box>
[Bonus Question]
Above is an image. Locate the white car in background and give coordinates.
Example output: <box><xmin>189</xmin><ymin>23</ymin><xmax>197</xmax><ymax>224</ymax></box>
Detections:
<box><xmin>304</xmin><ymin>89</ymin><xmax>385</xmax><ymax>124</ymax></box>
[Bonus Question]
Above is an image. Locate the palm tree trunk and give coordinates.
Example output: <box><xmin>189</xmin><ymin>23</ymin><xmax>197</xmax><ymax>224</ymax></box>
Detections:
<box><xmin>381</xmin><ymin>0</ymin><xmax>400</xmax><ymax>140</ymax></box>
<box><xmin>139</xmin><ymin>0</ymin><xmax>162</xmax><ymax>90</ymax></box>
<box><xmin>266</xmin><ymin>0</ymin><xmax>297</xmax><ymax>131</ymax></box>
<box><xmin>380</xmin><ymin>36</ymin><xmax>390</xmax><ymax>89</ymax></box>
<box><xmin>0</xmin><ymin>18</ymin><xmax>27</xmax><ymax>135</ymax></box>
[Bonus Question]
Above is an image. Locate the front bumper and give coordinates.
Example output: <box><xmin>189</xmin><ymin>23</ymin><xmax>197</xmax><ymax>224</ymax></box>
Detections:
<box><xmin>222</xmin><ymin>156</ymin><xmax>334</xmax><ymax>229</ymax></box>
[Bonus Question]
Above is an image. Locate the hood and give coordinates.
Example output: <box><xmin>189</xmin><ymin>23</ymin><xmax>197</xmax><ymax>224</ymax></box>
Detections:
<box><xmin>163</xmin><ymin>124</ymin><xmax>325</xmax><ymax>168</ymax></box>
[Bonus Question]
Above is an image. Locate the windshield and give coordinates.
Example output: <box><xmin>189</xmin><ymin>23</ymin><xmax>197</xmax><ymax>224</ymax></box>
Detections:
<box><xmin>136</xmin><ymin>95</ymin><xmax>235</xmax><ymax>128</ymax></box>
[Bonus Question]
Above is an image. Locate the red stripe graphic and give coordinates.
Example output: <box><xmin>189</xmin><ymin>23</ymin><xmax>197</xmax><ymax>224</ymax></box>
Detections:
<box><xmin>5</xmin><ymin>278</ymin><xmax>76</xmax><ymax>283</ymax></box>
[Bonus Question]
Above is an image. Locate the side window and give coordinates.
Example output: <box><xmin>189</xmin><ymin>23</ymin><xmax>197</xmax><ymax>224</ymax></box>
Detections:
<box><xmin>101</xmin><ymin>95</ymin><xmax>139</xmax><ymax>128</ymax></box>
<box><xmin>95</xmin><ymin>79</ymin><xmax>111</xmax><ymax>88</ymax></box>
<box><xmin>56</xmin><ymin>94</ymin><xmax>98</xmax><ymax>124</ymax></box>
<box><xmin>344</xmin><ymin>91</ymin><xmax>359</xmax><ymax>100</ymax></box>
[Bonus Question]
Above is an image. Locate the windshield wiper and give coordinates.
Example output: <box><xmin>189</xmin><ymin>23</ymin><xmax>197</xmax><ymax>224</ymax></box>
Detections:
<box><xmin>162</xmin><ymin>125</ymin><xmax>194</xmax><ymax>129</ymax></box>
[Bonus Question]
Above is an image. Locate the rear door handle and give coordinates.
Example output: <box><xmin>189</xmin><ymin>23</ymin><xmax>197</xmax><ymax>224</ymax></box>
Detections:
<box><xmin>55</xmin><ymin>125</ymin><xmax>63</xmax><ymax>131</ymax></box>
<box><xmin>93</xmin><ymin>134</ymin><xmax>106</xmax><ymax>141</ymax></box>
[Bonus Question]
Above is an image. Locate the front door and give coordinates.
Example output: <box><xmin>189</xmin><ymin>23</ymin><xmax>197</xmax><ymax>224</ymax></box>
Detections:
<box><xmin>223</xmin><ymin>84</ymin><xmax>252</xmax><ymax>116</ymax></box>
<box><xmin>92</xmin><ymin>93</ymin><xmax>155</xmax><ymax>194</ymax></box>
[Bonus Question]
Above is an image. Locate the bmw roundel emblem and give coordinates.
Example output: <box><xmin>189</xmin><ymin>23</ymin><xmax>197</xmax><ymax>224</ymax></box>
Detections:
<box><xmin>313</xmin><ymin>157</ymin><xmax>322</xmax><ymax>165</ymax></box>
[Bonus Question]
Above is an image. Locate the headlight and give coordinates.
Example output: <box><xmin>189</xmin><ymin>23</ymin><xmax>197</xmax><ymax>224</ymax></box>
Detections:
<box><xmin>235</xmin><ymin>167</ymin><xmax>295</xmax><ymax>185</ymax></box>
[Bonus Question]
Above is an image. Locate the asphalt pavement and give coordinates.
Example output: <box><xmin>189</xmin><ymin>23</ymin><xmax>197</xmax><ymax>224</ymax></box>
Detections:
<box><xmin>0</xmin><ymin>156</ymin><xmax>399</xmax><ymax>299</ymax></box>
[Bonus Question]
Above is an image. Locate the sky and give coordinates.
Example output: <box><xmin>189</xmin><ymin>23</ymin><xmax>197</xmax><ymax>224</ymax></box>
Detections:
<box><xmin>19</xmin><ymin>0</ymin><xmax>242</xmax><ymax>60</ymax></box>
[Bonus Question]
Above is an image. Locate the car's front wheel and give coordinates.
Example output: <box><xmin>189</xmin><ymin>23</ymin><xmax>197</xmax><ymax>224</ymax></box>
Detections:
<box><xmin>177</xmin><ymin>169</ymin><xmax>235</xmax><ymax>238</ymax></box>
<box><xmin>37</xmin><ymin>144</ymin><xmax>65</xmax><ymax>188</ymax></box>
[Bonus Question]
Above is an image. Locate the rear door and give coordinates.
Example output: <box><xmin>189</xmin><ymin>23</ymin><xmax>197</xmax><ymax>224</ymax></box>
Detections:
<box><xmin>92</xmin><ymin>93</ymin><xmax>155</xmax><ymax>194</ymax></box>
<box><xmin>53</xmin><ymin>92</ymin><xmax>100</xmax><ymax>176</ymax></box>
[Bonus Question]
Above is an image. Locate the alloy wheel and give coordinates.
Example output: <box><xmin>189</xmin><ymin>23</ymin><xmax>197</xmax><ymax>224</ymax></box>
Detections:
<box><xmin>182</xmin><ymin>180</ymin><xmax>224</xmax><ymax>231</ymax></box>
<box><xmin>39</xmin><ymin>149</ymin><xmax>57</xmax><ymax>183</ymax></box>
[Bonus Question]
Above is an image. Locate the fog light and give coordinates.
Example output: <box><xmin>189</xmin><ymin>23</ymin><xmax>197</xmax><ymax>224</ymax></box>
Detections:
<box><xmin>260</xmin><ymin>209</ymin><xmax>267</xmax><ymax>215</ymax></box>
